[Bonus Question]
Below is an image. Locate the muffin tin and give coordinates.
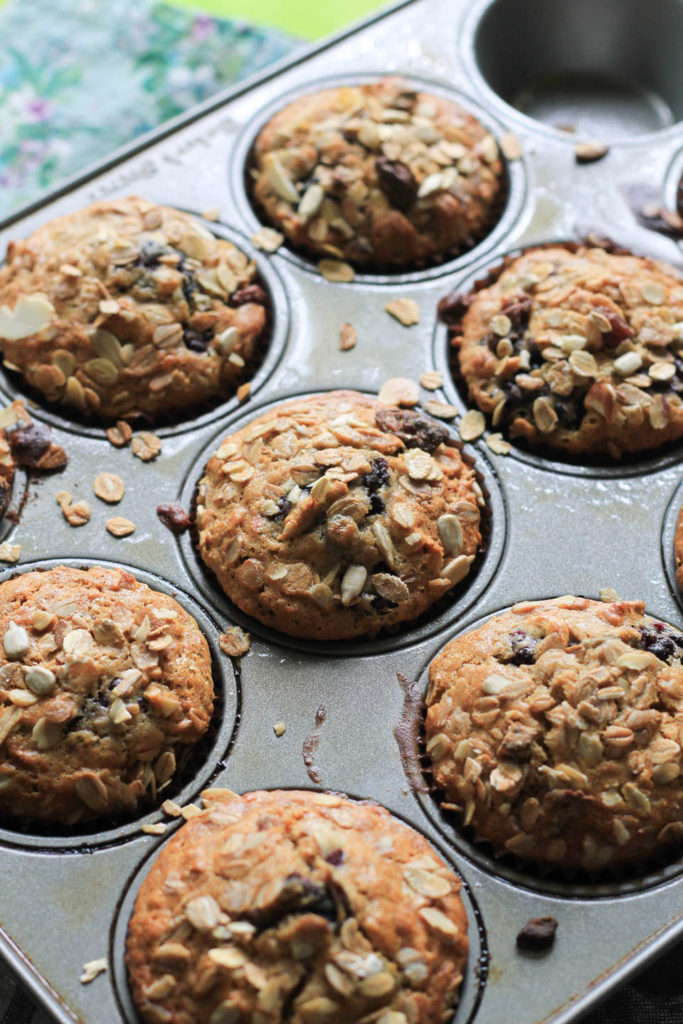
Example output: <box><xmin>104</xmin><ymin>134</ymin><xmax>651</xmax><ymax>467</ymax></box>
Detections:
<box><xmin>1</xmin><ymin>0</ymin><xmax>683</xmax><ymax>1020</ymax></box>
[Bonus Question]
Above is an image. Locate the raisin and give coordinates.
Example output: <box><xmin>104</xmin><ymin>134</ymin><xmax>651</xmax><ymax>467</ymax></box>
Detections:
<box><xmin>138</xmin><ymin>239</ymin><xmax>173</xmax><ymax>267</ymax></box>
<box><xmin>638</xmin><ymin>623</ymin><xmax>683</xmax><ymax>662</ymax></box>
<box><xmin>229</xmin><ymin>285</ymin><xmax>268</xmax><ymax>308</ymax></box>
<box><xmin>553</xmin><ymin>396</ymin><xmax>584</xmax><ymax>431</ymax></box>
<box><xmin>8</xmin><ymin>423</ymin><xmax>52</xmax><ymax>467</ymax></box>
<box><xmin>597</xmin><ymin>307</ymin><xmax>634</xmax><ymax>347</ymax></box>
<box><xmin>375</xmin><ymin>408</ymin><xmax>449</xmax><ymax>453</ymax></box>
<box><xmin>505</xmin><ymin>628</ymin><xmax>537</xmax><ymax>665</ymax></box>
<box><xmin>375</xmin><ymin>157</ymin><xmax>418</xmax><ymax>211</ymax></box>
<box><xmin>270</xmin><ymin>496</ymin><xmax>292</xmax><ymax>522</ymax></box>
<box><xmin>501</xmin><ymin>294</ymin><xmax>533</xmax><ymax>328</ymax></box>
<box><xmin>364</xmin><ymin>456</ymin><xmax>390</xmax><ymax>493</ymax></box>
<box><xmin>369</xmin><ymin>493</ymin><xmax>385</xmax><ymax>516</ymax></box>
<box><xmin>516</xmin><ymin>916</ymin><xmax>558</xmax><ymax>951</ymax></box>
<box><xmin>156</xmin><ymin>503</ymin><xmax>191</xmax><ymax>535</ymax></box>
<box><xmin>183</xmin><ymin>326</ymin><xmax>214</xmax><ymax>352</ymax></box>
<box><xmin>324</xmin><ymin>848</ymin><xmax>345</xmax><ymax>866</ymax></box>
<box><xmin>438</xmin><ymin>291</ymin><xmax>471</xmax><ymax>325</ymax></box>
<box><xmin>245</xmin><ymin>874</ymin><xmax>344</xmax><ymax>929</ymax></box>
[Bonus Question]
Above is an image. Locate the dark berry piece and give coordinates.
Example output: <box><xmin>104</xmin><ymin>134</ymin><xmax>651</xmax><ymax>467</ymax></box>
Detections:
<box><xmin>270</xmin><ymin>496</ymin><xmax>292</xmax><ymax>521</ymax></box>
<box><xmin>438</xmin><ymin>291</ymin><xmax>471</xmax><ymax>325</ymax></box>
<box><xmin>637</xmin><ymin>624</ymin><xmax>683</xmax><ymax>662</ymax></box>
<box><xmin>324</xmin><ymin>848</ymin><xmax>345</xmax><ymax>866</ymax></box>
<box><xmin>138</xmin><ymin>239</ymin><xmax>174</xmax><ymax>267</ymax></box>
<box><xmin>8</xmin><ymin>422</ymin><xmax>51</xmax><ymax>466</ymax></box>
<box><xmin>364</xmin><ymin>456</ymin><xmax>390</xmax><ymax>493</ymax></box>
<box><xmin>506</xmin><ymin>628</ymin><xmax>537</xmax><ymax>665</ymax></box>
<box><xmin>183</xmin><ymin>326</ymin><xmax>214</xmax><ymax>352</ymax></box>
<box><xmin>229</xmin><ymin>285</ymin><xmax>268</xmax><ymax>307</ymax></box>
<box><xmin>157</xmin><ymin>503</ymin><xmax>191</xmax><ymax>535</ymax></box>
<box><xmin>516</xmin><ymin>916</ymin><xmax>558</xmax><ymax>951</ymax></box>
<box><xmin>375</xmin><ymin>157</ymin><xmax>418</xmax><ymax>211</ymax></box>
<box><xmin>369</xmin><ymin>493</ymin><xmax>385</xmax><ymax>516</ymax></box>
<box><xmin>375</xmin><ymin>408</ymin><xmax>449</xmax><ymax>453</ymax></box>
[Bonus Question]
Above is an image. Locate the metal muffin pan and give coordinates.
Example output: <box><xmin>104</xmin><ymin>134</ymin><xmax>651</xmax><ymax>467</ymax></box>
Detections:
<box><xmin>0</xmin><ymin>0</ymin><xmax>682</xmax><ymax>1021</ymax></box>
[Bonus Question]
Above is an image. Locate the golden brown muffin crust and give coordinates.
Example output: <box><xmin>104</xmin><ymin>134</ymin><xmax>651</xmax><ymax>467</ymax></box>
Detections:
<box><xmin>425</xmin><ymin>596</ymin><xmax>683</xmax><ymax>871</ymax></box>
<box><xmin>126</xmin><ymin>789</ymin><xmax>468</xmax><ymax>1024</ymax></box>
<box><xmin>0</xmin><ymin>565</ymin><xmax>213</xmax><ymax>823</ymax></box>
<box><xmin>251</xmin><ymin>78</ymin><xmax>504</xmax><ymax>271</ymax></box>
<box><xmin>196</xmin><ymin>391</ymin><xmax>483</xmax><ymax>640</ymax></box>
<box><xmin>453</xmin><ymin>245</ymin><xmax>683</xmax><ymax>458</ymax></box>
<box><xmin>0</xmin><ymin>197</ymin><xmax>267</xmax><ymax>422</ymax></box>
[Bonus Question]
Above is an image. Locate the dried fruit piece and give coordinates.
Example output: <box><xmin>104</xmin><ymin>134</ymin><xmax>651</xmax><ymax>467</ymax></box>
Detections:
<box><xmin>339</xmin><ymin>322</ymin><xmax>357</xmax><ymax>351</ymax></box>
<box><xmin>378</xmin><ymin>377</ymin><xmax>420</xmax><ymax>407</ymax></box>
<box><xmin>318</xmin><ymin>259</ymin><xmax>355</xmax><ymax>283</ymax></box>
<box><xmin>385</xmin><ymin>298</ymin><xmax>420</xmax><ymax>326</ymax></box>
<box><xmin>132</xmin><ymin>432</ymin><xmax>162</xmax><ymax>462</ymax></box>
<box><xmin>157</xmin><ymin>503</ymin><xmax>191</xmax><ymax>535</ymax></box>
<box><xmin>106</xmin><ymin>516</ymin><xmax>135</xmax><ymax>537</ymax></box>
<box><xmin>516</xmin><ymin>916</ymin><xmax>558</xmax><ymax>951</ymax></box>
<box><xmin>218</xmin><ymin>626</ymin><xmax>251</xmax><ymax>657</ymax></box>
<box><xmin>375</xmin><ymin>157</ymin><xmax>418</xmax><ymax>211</ymax></box>
<box><xmin>93</xmin><ymin>472</ymin><xmax>125</xmax><ymax>504</ymax></box>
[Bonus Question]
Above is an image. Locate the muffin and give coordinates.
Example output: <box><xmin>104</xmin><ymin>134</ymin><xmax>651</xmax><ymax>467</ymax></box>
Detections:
<box><xmin>0</xmin><ymin>565</ymin><xmax>213</xmax><ymax>824</ymax></box>
<box><xmin>0</xmin><ymin>197</ymin><xmax>268</xmax><ymax>422</ymax></box>
<box><xmin>675</xmin><ymin>504</ymin><xmax>683</xmax><ymax>592</ymax></box>
<box><xmin>126</xmin><ymin>788</ymin><xmax>469</xmax><ymax>1024</ymax></box>
<box><xmin>196</xmin><ymin>391</ymin><xmax>483</xmax><ymax>640</ymax></box>
<box><xmin>251</xmin><ymin>78</ymin><xmax>504</xmax><ymax>271</ymax></box>
<box><xmin>425</xmin><ymin>596</ymin><xmax>683</xmax><ymax>871</ymax></box>
<box><xmin>450</xmin><ymin>244</ymin><xmax>683</xmax><ymax>458</ymax></box>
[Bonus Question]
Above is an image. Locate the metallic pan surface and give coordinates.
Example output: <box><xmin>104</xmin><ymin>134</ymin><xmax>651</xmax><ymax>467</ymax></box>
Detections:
<box><xmin>1</xmin><ymin>0</ymin><xmax>683</xmax><ymax>1021</ymax></box>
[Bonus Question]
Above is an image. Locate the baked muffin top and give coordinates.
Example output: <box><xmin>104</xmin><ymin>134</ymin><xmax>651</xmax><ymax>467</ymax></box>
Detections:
<box><xmin>425</xmin><ymin>596</ymin><xmax>683</xmax><ymax>871</ymax></box>
<box><xmin>251</xmin><ymin>78</ymin><xmax>504</xmax><ymax>271</ymax></box>
<box><xmin>0</xmin><ymin>196</ymin><xmax>268</xmax><ymax>422</ymax></box>
<box><xmin>451</xmin><ymin>245</ymin><xmax>683</xmax><ymax>458</ymax></box>
<box><xmin>0</xmin><ymin>565</ymin><xmax>213</xmax><ymax>824</ymax></box>
<box><xmin>126</xmin><ymin>788</ymin><xmax>469</xmax><ymax>1024</ymax></box>
<box><xmin>196</xmin><ymin>391</ymin><xmax>483</xmax><ymax>640</ymax></box>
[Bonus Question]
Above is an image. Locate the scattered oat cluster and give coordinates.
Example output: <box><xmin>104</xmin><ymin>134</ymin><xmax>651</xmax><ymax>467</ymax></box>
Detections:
<box><xmin>196</xmin><ymin>391</ymin><xmax>483</xmax><ymax>640</ymax></box>
<box><xmin>126</xmin><ymin>789</ymin><xmax>469</xmax><ymax>1024</ymax></box>
<box><xmin>0</xmin><ymin>566</ymin><xmax>213</xmax><ymax>823</ymax></box>
<box><xmin>251</xmin><ymin>78</ymin><xmax>504</xmax><ymax>271</ymax></box>
<box><xmin>426</xmin><ymin>597</ymin><xmax>683</xmax><ymax>871</ymax></box>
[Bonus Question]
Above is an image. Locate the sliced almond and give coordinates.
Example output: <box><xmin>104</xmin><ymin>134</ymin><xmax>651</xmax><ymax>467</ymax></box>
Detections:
<box><xmin>500</xmin><ymin>132</ymin><xmax>522</xmax><ymax>160</ymax></box>
<box><xmin>575</xmin><ymin>141</ymin><xmax>609</xmax><ymax>164</ymax></box>
<box><xmin>339</xmin><ymin>322</ymin><xmax>357</xmax><ymax>351</ymax></box>
<box><xmin>250</xmin><ymin>227</ymin><xmax>284</xmax><ymax>253</ymax></box>
<box><xmin>458</xmin><ymin>409</ymin><xmax>485</xmax><ymax>441</ymax></box>
<box><xmin>378</xmin><ymin>377</ymin><xmax>419</xmax><ymax>407</ymax></box>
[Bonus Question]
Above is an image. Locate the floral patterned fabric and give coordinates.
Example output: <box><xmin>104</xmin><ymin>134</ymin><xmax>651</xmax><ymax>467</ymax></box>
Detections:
<box><xmin>0</xmin><ymin>0</ymin><xmax>298</xmax><ymax>219</ymax></box>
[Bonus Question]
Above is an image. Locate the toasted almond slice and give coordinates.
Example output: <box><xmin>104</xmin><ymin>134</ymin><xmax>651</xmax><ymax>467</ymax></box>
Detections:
<box><xmin>339</xmin><ymin>322</ymin><xmax>357</xmax><ymax>351</ymax></box>
<box><xmin>385</xmin><ymin>297</ymin><xmax>420</xmax><ymax>326</ymax></box>
<box><xmin>318</xmin><ymin>259</ymin><xmax>355</xmax><ymax>283</ymax></box>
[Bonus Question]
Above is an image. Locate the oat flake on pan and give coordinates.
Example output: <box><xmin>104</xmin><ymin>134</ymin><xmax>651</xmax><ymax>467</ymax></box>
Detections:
<box><xmin>195</xmin><ymin>391</ymin><xmax>483</xmax><ymax>640</ymax></box>
<box><xmin>0</xmin><ymin>197</ymin><xmax>269</xmax><ymax>422</ymax></box>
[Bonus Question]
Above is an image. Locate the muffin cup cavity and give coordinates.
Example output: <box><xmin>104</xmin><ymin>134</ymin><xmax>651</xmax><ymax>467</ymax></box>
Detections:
<box><xmin>0</xmin><ymin>559</ymin><xmax>240</xmax><ymax>853</ymax></box>
<box><xmin>414</xmin><ymin>599</ymin><xmax>683</xmax><ymax>897</ymax></box>
<box><xmin>109</xmin><ymin>788</ymin><xmax>488</xmax><ymax>1024</ymax></box>
<box><xmin>0</xmin><ymin>216</ymin><xmax>289</xmax><ymax>441</ymax></box>
<box><xmin>437</xmin><ymin>240</ymin><xmax>683</xmax><ymax>478</ymax></box>
<box><xmin>232</xmin><ymin>73</ymin><xmax>526</xmax><ymax>285</ymax></box>
<box><xmin>178</xmin><ymin>389</ymin><xmax>507</xmax><ymax>657</ymax></box>
<box><xmin>469</xmin><ymin>0</ymin><xmax>683</xmax><ymax>139</ymax></box>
